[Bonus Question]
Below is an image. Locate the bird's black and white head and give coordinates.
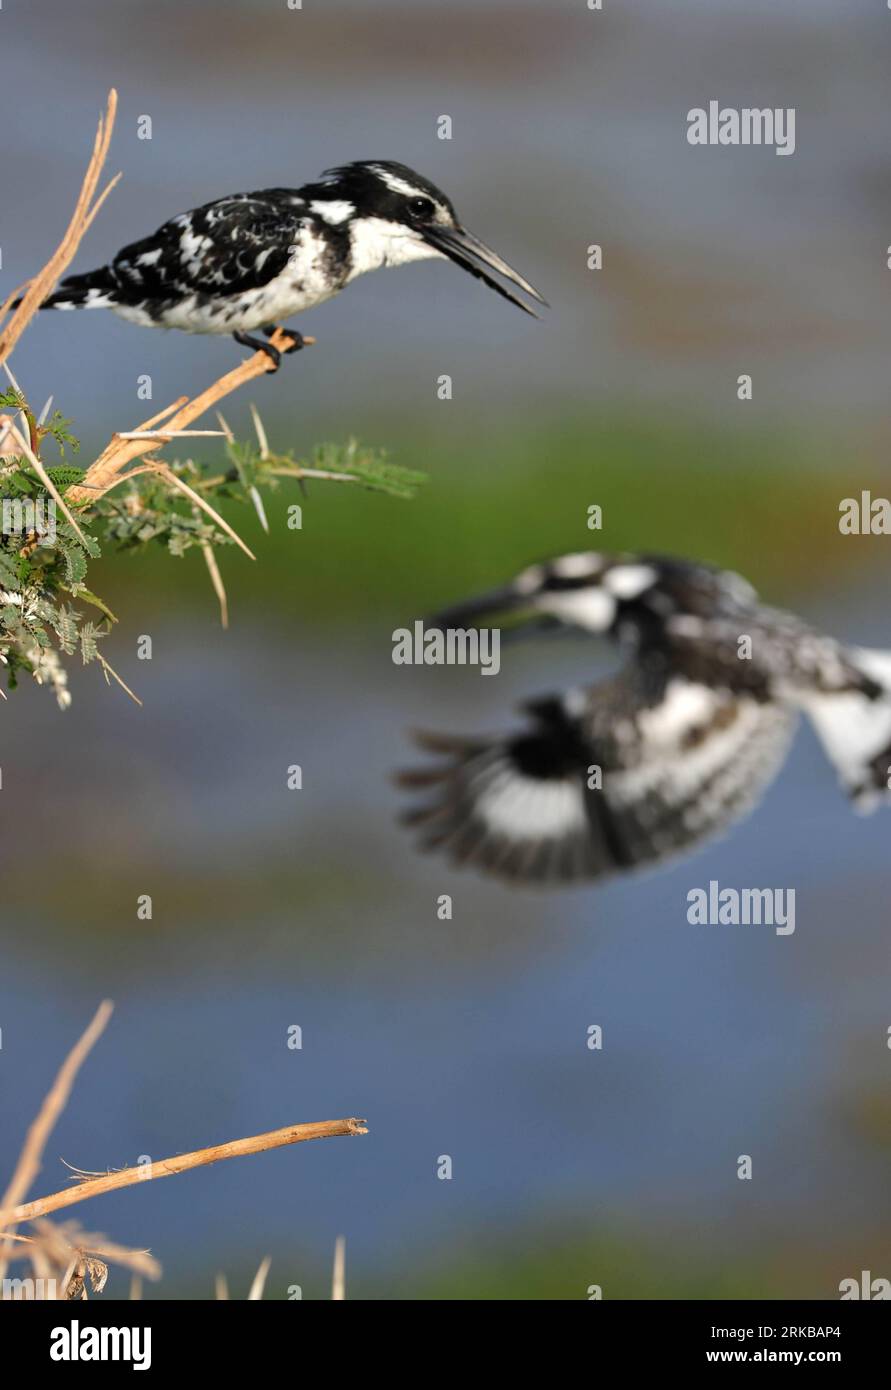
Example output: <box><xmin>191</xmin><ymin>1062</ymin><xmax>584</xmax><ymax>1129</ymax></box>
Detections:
<box><xmin>312</xmin><ymin>160</ymin><xmax>547</xmax><ymax>314</ymax></box>
<box><xmin>428</xmin><ymin>552</ymin><xmax>760</xmax><ymax>643</ymax></box>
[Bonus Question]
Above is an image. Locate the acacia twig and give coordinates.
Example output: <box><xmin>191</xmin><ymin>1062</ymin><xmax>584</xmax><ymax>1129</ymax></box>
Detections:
<box><xmin>65</xmin><ymin>330</ymin><xmax>314</xmax><ymax>512</ymax></box>
<box><xmin>0</xmin><ymin>1118</ymin><xmax>368</xmax><ymax>1227</ymax></box>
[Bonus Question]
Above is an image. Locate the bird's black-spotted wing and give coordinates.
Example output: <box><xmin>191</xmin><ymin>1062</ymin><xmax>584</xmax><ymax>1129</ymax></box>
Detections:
<box><xmin>397</xmin><ymin>676</ymin><xmax>796</xmax><ymax>886</ymax></box>
<box><xmin>398</xmin><ymin>706</ymin><xmax>610</xmax><ymax>884</ymax></box>
<box><xmin>105</xmin><ymin>192</ymin><xmax>309</xmax><ymax>304</ymax></box>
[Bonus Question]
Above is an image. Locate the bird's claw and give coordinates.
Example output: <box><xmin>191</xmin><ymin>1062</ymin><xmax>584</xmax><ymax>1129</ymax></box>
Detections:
<box><xmin>264</xmin><ymin>326</ymin><xmax>304</xmax><ymax>355</ymax></box>
<box><xmin>233</xmin><ymin>330</ymin><xmax>282</xmax><ymax>370</ymax></box>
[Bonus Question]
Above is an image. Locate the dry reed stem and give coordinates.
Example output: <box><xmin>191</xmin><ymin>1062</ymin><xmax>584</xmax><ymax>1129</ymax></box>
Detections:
<box><xmin>0</xmin><ymin>1001</ymin><xmax>114</xmax><ymax>1279</ymax></box>
<box><xmin>0</xmin><ymin>91</ymin><xmax>119</xmax><ymax>365</ymax></box>
<box><xmin>39</xmin><ymin>1222</ymin><xmax>161</xmax><ymax>1283</ymax></box>
<box><xmin>247</xmin><ymin>1255</ymin><xmax>271</xmax><ymax>1301</ymax></box>
<box><xmin>0</xmin><ymin>1118</ymin><xmax>368</xmax><ymax>1227</ymax></box>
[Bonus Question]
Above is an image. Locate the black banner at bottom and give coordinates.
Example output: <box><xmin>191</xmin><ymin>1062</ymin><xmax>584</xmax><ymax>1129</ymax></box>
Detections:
<box><xmin>7</xmin><ymin>1297</ymin><xmax>886</xmax><ymax>1373</ymax></box>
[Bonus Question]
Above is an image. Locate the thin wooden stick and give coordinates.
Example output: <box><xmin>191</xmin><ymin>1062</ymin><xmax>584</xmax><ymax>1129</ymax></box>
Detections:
<box><xmin>0</xmin><ymin>1118</ymin><xmax>368</xmax><ymax>1227</ymax></box>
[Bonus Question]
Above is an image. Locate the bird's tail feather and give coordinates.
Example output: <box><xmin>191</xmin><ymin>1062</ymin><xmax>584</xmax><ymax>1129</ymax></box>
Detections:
<box><xmin>32</xmin><ymin>267</ymin><xmax>119</xmax><ymax>311</ymax></box>
<box><xmin>803</xmin><ymin>647</ymin><xmax>891</xmax><ymax>809</ymax></box>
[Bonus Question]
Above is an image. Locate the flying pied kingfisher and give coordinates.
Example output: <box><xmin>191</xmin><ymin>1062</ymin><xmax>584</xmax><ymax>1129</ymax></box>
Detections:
<box><xmin>397</xmin><ymin>552</ymin><xmax>891</xmax><ymax>885</ymax></box>
<box><xmin>31</xmin><ymin>161</ymin><xmax>546</xmax><ymax>370</ymax></box>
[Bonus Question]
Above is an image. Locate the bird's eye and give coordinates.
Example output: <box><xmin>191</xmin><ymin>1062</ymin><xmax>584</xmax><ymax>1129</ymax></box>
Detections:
<box><xmin>408</xmin><ymin>197</ymin><xmax>435</xmax><ymax>219</ymax></box>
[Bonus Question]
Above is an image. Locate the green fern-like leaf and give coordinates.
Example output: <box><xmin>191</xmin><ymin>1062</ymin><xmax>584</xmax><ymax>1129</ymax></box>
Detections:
<box><xmin>310</xmin><ymin>439</ymin><xmax>427</xmax><ymax>499</ymax></box>
<box><xmin>63</xmin><ymin>545</ymin><xmax>88</xmax><ymax>586</ymax></box>
<box><xmin>80</xmin><ymin>622</ymin><xmax>99</xmax><ymax>664</ymax></box>
<box><xmin>0</xmin><ymin>550</ymin><xmax>21</xmax><ymax>590</ymax></box>
<box><xmin>55</xmin><ymin>606</ymin><xmax>79</xmax><ymax>655</ymax></box>
<box><xmin>45</xmin><ymin>465</ymin><xmax>86</xmax><ymax>490</ymax></box>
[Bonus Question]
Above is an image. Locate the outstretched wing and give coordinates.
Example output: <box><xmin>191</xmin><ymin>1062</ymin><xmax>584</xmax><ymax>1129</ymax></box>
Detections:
<box><xmin>397</xmin><ymin>677</ymin><xmax>796</xmax><ymax>886</ymax></box>
<box><xmin>103</xmin><ymin>192</ymin><xmax>309</xmax><ymax>304</ymax></box>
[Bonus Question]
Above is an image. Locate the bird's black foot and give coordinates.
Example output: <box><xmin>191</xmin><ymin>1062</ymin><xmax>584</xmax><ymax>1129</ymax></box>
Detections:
<box><xmin>233</xmin><ymin>331</ymin><xmax>282</xmax><ymax>371</ymax></box>
<box><xmin>263</xmin><ymin>325</ymin><xmax>304</xmax><ymax>354</ymax></box>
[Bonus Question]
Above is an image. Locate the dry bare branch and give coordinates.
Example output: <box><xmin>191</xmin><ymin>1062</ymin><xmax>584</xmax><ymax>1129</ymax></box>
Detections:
<box><xmin>4</xmin><ymin>1220</ymin><xmax>161</xmax><ymax>1287</ymax></box>
<box><xmin>45</xmin><ymin>1223</ymin><xmax>160</xmax><ymax>1284</ymax></box>
<box><xmin>0</xmin><ymin>91</ymin><xmax>119</xmax><ymax>365</ymax></box>
<box><xmin>0</xmin><ymin>1117</ymin><xmax>368</xmax><ymax>1228</ymax></box>
<box><xmin>0</xmin><ymin>1006</ymin><xmax>113</xmax><ymax>1211</ymax></box>
<box><xmin>65</xmin><ymin>329</ymin><xmax>314</xmax><ymax>512</ymax></box>
<box><xmin>0</xmin><ymin>1001</ymin><xmax>114</xmax><ymax>1281</ymax></box>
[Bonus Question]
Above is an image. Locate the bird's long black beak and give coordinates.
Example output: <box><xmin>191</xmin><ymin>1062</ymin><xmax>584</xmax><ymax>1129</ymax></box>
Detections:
<box><xmin>427</xmin><ymin>583</ymin><xmax>536</xmax><ymax>632</ymax></box>
<box><xmin>423</xmin><ymin>225</ymin><xmax>548</xmax><ymax>317</ymax></box>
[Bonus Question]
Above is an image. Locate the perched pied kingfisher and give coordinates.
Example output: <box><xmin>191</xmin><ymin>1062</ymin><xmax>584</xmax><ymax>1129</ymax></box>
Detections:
<box><xmin>398</xmin><ymin>552</ymin><xmax>891</xmax><ymax>885</ymax></box>
<box><xmin>32</xmin><ymin>161</ymin><xmax>546</xmax><ymax>370</ymax></box>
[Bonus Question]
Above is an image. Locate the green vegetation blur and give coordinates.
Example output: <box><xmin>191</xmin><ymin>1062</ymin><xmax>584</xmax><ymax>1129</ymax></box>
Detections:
<box><xmin>94</xmin><ymin>405</ymin><xmax>888</xmax><ymax>629</ymax></box>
